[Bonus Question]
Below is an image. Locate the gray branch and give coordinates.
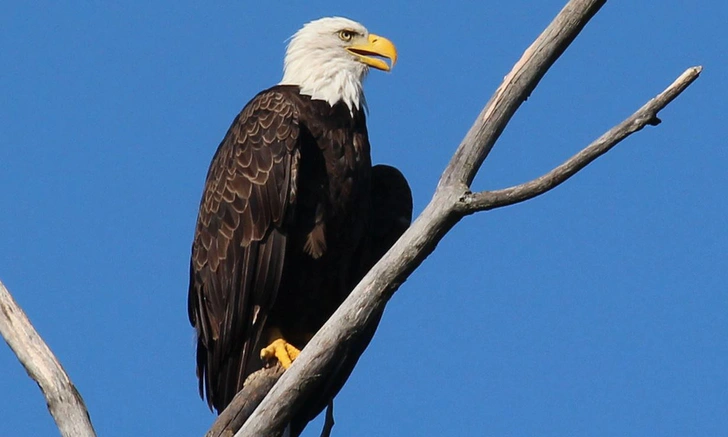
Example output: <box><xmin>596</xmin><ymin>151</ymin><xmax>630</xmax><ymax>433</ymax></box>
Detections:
<box><xmin>0</xmin><ymin>280</ymin><xmax>97</xmax><ymax>437</ymax></box>
<box><xmin>205</xmin><ymin>365</ymin><xmax>284</xmax><ymax>437</ymax></box>
<box><xmin>439</xmin><ymin>0</ymin><xmax>606</xmax><ymax>189</ymax></box>
<box><xmin>457</xmin><ymin>66</ymin><xmax>703</xmax><ymax>214</ymax></box>
<box><xmin>234</xmin><ymin>1</ymin><xmax>703</xmax><ymax>436</ymax></box>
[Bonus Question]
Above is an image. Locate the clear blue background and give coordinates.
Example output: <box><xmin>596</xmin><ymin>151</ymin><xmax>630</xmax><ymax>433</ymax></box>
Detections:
<box><xmin>1</xmin><ymin>2</ymin><xmax>726</xmax><ymax>436</ymax></box>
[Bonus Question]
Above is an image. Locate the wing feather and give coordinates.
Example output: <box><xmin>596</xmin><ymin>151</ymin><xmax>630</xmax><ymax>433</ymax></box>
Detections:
<box><xmin>290</xmin><ymin>164</ymin><xmax>413</xmax><ymax>435</ymax></box>
<box><xmin>188</xmin><ymin>88</ymin><xmax>300</xmax><ymax>412</ymax></box>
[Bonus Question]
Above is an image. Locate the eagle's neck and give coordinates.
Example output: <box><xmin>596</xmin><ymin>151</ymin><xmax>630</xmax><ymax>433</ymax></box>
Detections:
<box><xmin>279</xmin><ymin>54</ymin><xmax>368</xmax><ymax>115</ymax></box>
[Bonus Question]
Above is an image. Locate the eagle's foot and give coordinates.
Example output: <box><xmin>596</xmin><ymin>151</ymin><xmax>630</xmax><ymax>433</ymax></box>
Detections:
<box><xmin>260</xmin><ymin>338</ymin><xmax>300</xmax><ymax>369</ymax></box>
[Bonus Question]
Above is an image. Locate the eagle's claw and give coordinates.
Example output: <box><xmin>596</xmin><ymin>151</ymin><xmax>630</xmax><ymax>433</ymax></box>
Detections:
<box><xmin>260</xmin><ymin>338</ymin><xmax>301</xmax><ymax>369</ymax></box>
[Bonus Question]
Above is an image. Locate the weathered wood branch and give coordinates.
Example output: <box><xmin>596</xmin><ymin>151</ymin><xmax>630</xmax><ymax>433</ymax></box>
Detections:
<box><xmin>234</xmin><ymin>1</ymin><xmax>690</xmax><ymax>436</ymax></box>
<box><xmin>457</xmin><ymin>66</ymin><xmax>703</xmax><ymax>214</ymax></box>
<box><xmin>205</xmin><ymin>365</ymin><xmax>284</xmax><ymax>437</ymax></box>
<box><xmin>0</xmin><ymin>280</ymin><xmax>97</xmax><ymax>437</ymax></box>
<box><xmin>439</xmin><ymin>0</ymin><xmax>606</xmax><ymax>189</ymax></box>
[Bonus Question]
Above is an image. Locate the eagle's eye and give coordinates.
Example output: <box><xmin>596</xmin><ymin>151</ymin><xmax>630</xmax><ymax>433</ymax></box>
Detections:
<box><xmin>338</xmin><ymin>30</ymin><xmax>354</xmax><ymax>42</ymax></box>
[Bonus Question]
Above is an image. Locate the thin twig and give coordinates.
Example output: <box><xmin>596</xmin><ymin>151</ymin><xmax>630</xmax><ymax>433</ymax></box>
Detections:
<box><xmin>0</xmin><ymin>280</ymin><xmax>97</xmax><ymax>437</ymax></box>
<box><xmin>319</xmin><ymin>402</ymin><xmax>335</xmax><ymax>437</ymax></box>
<box><xmin>458</xmin><ymin>66</ymin><xmax>703</xmax><ymax>213</ymax></box>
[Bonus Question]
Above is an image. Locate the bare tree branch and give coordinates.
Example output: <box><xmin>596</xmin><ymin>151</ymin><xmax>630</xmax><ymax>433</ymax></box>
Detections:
<box><xmin>205</xmin><ymin>365</ymin><xmax>284</xmax><ymax>437</ymax></box>
<box><xmin>439</xmin><ymin>0</ymin><xmax>606</xmax><ymax>189</ymax></box>
<box><xmin>236</xmin><ymin>1</ymin><xmax>671</xmax><ymax>436</ymax></box>
<box><xmin>457</xmin><ymin>66</ymin><xmax>703</xmax><ymax>214</ymax></box>
<box><xmin>0</xmin><ymin>280</ymin><xmax>97</xmax><ymax>437</ymax></box>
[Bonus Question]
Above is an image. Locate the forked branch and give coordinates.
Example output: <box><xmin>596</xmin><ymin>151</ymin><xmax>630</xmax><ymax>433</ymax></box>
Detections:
<box><xmin>457</xmin><ymin>66</ymin><xmax>703</xmax><ymax>214</ymax></box>
<box><xmin>233</xmin><ymin>1</ymin><xmax>700</xmax><ymax>436</ymax></box>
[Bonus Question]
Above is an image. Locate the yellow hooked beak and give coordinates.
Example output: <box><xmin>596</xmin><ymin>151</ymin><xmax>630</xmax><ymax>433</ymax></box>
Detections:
<box><xmin>347</xmin><ymin>34</ymin><xmax>398</xmax><ymax>72</ymax></box>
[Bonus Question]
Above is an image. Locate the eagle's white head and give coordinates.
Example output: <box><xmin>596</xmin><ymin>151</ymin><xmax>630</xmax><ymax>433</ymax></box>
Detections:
<box><xmin>280</xmin><ymin>17</ymin><xmax>397</xmax><ymax>113</ymax></box>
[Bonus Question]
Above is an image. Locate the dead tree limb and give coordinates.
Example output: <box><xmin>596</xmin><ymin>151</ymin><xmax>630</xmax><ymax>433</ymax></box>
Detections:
<box><xmin>231</xmin><ymin>1</ymin><xmax>701</xmax><ymax>436</ymax></box>
<box><xmin>457</xmin><ymin>66</ymin><xmax>703</xmax><ymax>214</ymax></box>
<box><xmin>205</xmin><ymin>365</ymin><xmax>284</xmax><ymax>437</ymax></box>
<box><xmin>440</xmin><ymin>0</ymin><xmax>605</xmax><ymax>189</ymax></box>
<box><xmin>0</xmin><ymin>280</ymin><xmax>97</xmax><ymax>437</ymax></box>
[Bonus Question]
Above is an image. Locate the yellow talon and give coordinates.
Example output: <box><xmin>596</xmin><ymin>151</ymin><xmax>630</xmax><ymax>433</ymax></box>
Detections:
<box><xmin>260</xmin><ymin>338</ymin><xmax>301</xmax><ymax>369</ymax></box>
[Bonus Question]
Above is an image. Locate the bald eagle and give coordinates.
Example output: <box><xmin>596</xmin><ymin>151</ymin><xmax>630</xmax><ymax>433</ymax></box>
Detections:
<box><xmin>188</xmin><ymin>16</ymin><xmax>412</xmax><ymax>425</ymax></box>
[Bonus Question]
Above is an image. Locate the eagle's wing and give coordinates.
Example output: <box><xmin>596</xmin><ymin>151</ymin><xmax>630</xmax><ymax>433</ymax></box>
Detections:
<box><xmin>290</xmin><ymin>164</ymin><xmax>413</xmax><ymax>436</ymax></box>
<box><xmin>188</xmin><ymin>88</ymin><xmax>300</xmax><ymax>412</ymax></box>
<box><xmin>364</xmin><ymin>164</ymin><xmax>413</xmax><ymax>265</ymax></box>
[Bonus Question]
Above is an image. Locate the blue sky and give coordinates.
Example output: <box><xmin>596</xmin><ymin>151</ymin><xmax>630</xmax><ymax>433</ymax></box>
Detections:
<box><xmin>1</xmin><ymin>1</ymin><xmax>726</xmax><ymax>436</ymax></box>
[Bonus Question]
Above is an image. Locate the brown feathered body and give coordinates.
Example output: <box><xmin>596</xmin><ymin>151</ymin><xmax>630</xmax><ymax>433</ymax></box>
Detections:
<box><xmin>188</xmin><ymin>84</ymin><xmax>373</xmax><ymax>413</ymax></box>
